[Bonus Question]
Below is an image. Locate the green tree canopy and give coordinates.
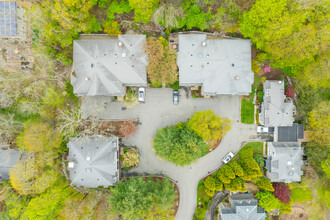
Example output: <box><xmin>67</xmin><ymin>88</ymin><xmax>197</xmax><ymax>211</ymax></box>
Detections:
<box><xmin>255</xmin><ymin>191</ymin><xmax>281</xmax><ymax>212</ymax></box>
<box><xmin>187</xmin><ymin>110</ymin><xmax>232</xmax><ymax>141</ymax></box>
<box><xmin>240</xmin><ymin>0</ymin><xmax>329</xmax><ymax>69</ymax></box>
<box><xmin>128</xmin><ymin>0</ymin><xmax>159</xmax><ymax>23</ymax></box>
<box><xmin>153</xmin><ymin>125</ymin><xmax>209</xmax><ymax>166</ymax></box>
<box><xmin>108</xmin><ymin>177</ymin><xmax>177</xmax><ymax>219</ymax></box>
<box><xmin>239</xmin><ymin>158</ymin><xmax>263</xmax><ymax>181</ymax></box>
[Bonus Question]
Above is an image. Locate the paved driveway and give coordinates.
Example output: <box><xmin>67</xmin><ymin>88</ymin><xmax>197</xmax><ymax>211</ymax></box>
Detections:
<box><xmin>82</xmin><ymin>88</ymin><xmax>257</xmax><ymax>220</ymax></box>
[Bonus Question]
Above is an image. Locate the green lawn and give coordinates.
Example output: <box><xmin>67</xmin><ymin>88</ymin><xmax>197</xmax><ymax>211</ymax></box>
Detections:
<box><xmin>241</xmin><ymin>98</ymin><xmax>255</xmax><ymax>124</ymax></box>
<box><xmin>232</xmin><ymin>142</ymin><xmax>264</xmax><ymax>161</ymax></box>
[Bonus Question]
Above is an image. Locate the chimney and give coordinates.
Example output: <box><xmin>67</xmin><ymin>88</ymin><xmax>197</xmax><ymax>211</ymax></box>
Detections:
<box><xmin>118</xmin><ymin>41</ymin><xmax>123</xmax><ymax>47</ymax></box>
<box><xmin>202</xmin><ymin>41</ymin><xmax>206</xmax><ymax>47</ymax></box>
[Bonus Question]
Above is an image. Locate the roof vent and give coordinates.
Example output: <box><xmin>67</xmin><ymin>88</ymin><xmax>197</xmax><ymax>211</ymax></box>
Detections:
<box><xmin>278</xmin><ymin>80</ymin><xmax>282</xmax><ymax>84</ymax></box>
<box><xmin>68</xmin><ymin>161</ymin><xmax>76</xmax><ymax>168</ymax></box>
<box><xmin>206</xmin><ymin>54</ymin><xmax>209</xmax><ymax>58</ymax></box>
<box><xmin>122</xmin><ymin>53</ymin><xmax>126</xmax><ymax>58</ymax></box>
<box><xmin>192</xmin><ymin>44</ymin><xmax>195</xmax><ymax>46</ymax></box>
<box><xmin>246</xmin><ymin>208</ymin><xmax>250</xmax><ymax>212</ymax></box>
<box><xmin>86</xmin><ymin>156</ymin><xmax>91</xmax><ymax>161</ymax></box>
<box><xmin>85</xmin><ymin>77</ymin><xmax>90</xmax><ymax>81</ymax></box>
<box><xmin>91</xmin><ymin>63</ymin><xmax>94</xmax><ymax>68</ymax></box>
<box><xmin>198</xmin><ymin>53</ymin><xmax>203</xmax><ymax>58</ymax></box>
<box><xmin>118</xmin><ymin>41</ymin><xmax>123</xmax><ymax>47</ymax></box>
<box><xmin>86</xmin><ymin>168</ymin><xmax>92</xmax><ymax>173</ymax></box>
<box><xmin>235</xmin><ymin>76</ymin><xmax>240</xmax><ymax>81</ymax></box>
<box><xmin>287</xmin><ymin>161</ymin><xmax>292</xmax><ymax>165</ymax></box>
<box><xmin>232</xmin><ymin>63</ymin><xmax>235</xmax><ymax>67</ymax></box>
<box><xmin>202</xmin><ymin>41</ymin><xmax>206</xmax><ymax>47</ymax></box>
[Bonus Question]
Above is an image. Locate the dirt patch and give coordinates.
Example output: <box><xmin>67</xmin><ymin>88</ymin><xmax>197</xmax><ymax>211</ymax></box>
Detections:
<box><xmin>262</xmin><ymin>68</ymin><xmax>286</xmax><ymax>80</ymax></box>
<box><xmin>245</xmin><ymin>182</ymin><xmax>260</xmax><ymax>194</ymax></box>
<box><xmin>281</xmin><ymin>204</ymin><xmax>308</xmax><ymax>220</ymax></box>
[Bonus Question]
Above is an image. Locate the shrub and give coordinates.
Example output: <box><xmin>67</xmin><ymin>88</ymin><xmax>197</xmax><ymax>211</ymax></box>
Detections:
<box><xmin>228</xmin><ymin>161</ymin><xmax>244</xmax><ymax>177</ymax></box>
<box><xmin>152</xmin><ymin>3</ymin><xmax>183</xmax><ymax>28</ymax></box>
<box><xmin>224</xmin><ymin>178</ymin><xmax>246</xmax><ymax>192</ymax></box>
<box><xmin>204</xmin><ymin>176</ymin><xmax>216</xmax><ymax>191</ymax></box>
<box><xmin>280</xmin><ymin>202</ymin><xmax>292</xmax><ymax>214</ymax></box>
<box><xmin>104</xmin><ymin>20</ymin><xmax>122</xmax><ymax>36</ymax></box>
<box><xmin>195</xmin><ymin>206</ymin><xmax>207</xmax><ymax>220</ymax></box>
<box><xmin>253</xmin><ymin>154</ymin><xmax>264</xmax><ymax>167</ymax></box>
<box><xmin>273</xmin><ymin>183</ymin><xmax>292</xmax><ymax>203</ymax></box>
<box><xmin>118</xmin><ymin>120</ymin><xmax>137</xmax><ymax>137</ymax></box>
<box><xmin>240</xmin><ymin>158</ymin><xmax>263</xmax><ymax>181</ymax></box>
<box><xmin>197</xmin><ymin>184</ymin><xmax>210</xmax><ymax>202</ymax></box>
<box><xmin>214</xmin><ymin>181</ymin><xmax>223</xmax><ymax>191</ymax></box>
<box><xmin>239</xmin><ymin>147</ymin><xmax>254</xmax><ymax>159</ymax></box>
<box><xmin>256</xmin><ymin>177</ymin><xmax>274</xmax><ymax>192</ymax></box>
<box><xmin>252</xmin><ymin>59</ymin><xmax>261</xmax><ymax>73</ymax></box>
<box><xmin>256</xmin><ymin>53</ymin><xmax>267</xmax><ymax>62</ymax></box>
<box><xmin>128</xmin><ymin>0</ymin><xmax>159</xmax><ymax>23</ymax></box>
<box><xmin>256</xmin><ymin>191</ymin><xmax>281</xmax><ymax>212</ymax></box>
<box><xmin>121</xmin><ymin>90</ymin><xmax>138</xmax><ymax>108</ymax></box>
<box><xmin>121</xmin><ymin>148</ymin><xmax>139</xmax><ymax>168</ymax></box>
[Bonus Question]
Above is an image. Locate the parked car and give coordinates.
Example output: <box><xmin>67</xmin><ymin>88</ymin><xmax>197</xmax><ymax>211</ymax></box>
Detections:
<box><xmin>222</xmin><ymin>152</ymin><xmax>234</xmax><ymax>164</ymax></box>
<box><xmin>138</xmin><ymin>87</ymin><xmax>145</xmax><ymax>103</ymax></box>
<box><xmin>173</xmin><ymin>90</ymin><xmax>179</xmax><ymax>104</ymax></box>
<box><xmin>257</xmin><ymin>126</ymin><xmax>269</xmax><ymax>133</ymax></box>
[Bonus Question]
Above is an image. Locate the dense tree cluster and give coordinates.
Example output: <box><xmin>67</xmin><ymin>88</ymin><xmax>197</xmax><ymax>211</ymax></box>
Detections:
<box><xmin>108</xmin><ymin>177</ymin><xmax>177</xmax><ymax>219</ymax></box>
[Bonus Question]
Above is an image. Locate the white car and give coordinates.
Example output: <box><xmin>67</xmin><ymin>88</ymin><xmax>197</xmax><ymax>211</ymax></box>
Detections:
<box><xmin>222</xmin><ymin>152</ymin><xmax>234</xmax><ymax>164</ymax></box>
<box><xmin>138</xmin><ymin>87</ymin><xmax>145</xmax><ymax>103</ymax></box>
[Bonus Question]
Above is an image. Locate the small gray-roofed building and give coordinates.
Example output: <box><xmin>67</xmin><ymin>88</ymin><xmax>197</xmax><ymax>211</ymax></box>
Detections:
<box><xmin>177</xmin><ymin>34</ymin><xmax>254</xmax><ymax>96</ymax></box>
<box><xmin>219</xmin><ymin>194</ymin><xmax>266</xmax><ymax>220</ymax></box>
<box><xmin>266</xmin><ymin>142</ymin><xmax>303</xmax><ymax>183</ymax></box>
<box><xmin>0</xmin><ymin>1</ymin><xmax>17</xmax><ymax>36</ymax></box>
<box><xmin>72</xmin><ymin>35</ymin><xmax>148</xmax><ymax>96</ymax></box>
<box><xmin>259</xmin><ymin>80</ymin><xmax>294</xmax><ymax>127</ymax></box>
<box><xmin>0</xmin><ymin>150</ymin><xmax>21</xmax><ymax>181</ymax></box>
<box><xmin>67</xmin><ymin>136</ymin><xmax>119</xmax><ymax>188</ymax></box>
<box><xmin>278</xmin><ymin>123</ymin><xmax>304</xmax><ymax>142</ymax></box>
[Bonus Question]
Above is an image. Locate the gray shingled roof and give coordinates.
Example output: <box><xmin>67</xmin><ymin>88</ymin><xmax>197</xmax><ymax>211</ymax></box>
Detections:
<box><xmin>259</xmin><ymin>80</ymin><xmax>294</xmax><ymax>127</ymax></box>
<box><xmin>266</xmin><ymin>142</ymin><xmax>303</xmax><ymax>183</ymax></box>
<box><xmin>278</xmin><ymin>123</ymin><xmax>304</xmax><ymax>142</ymax></box>
<box><xmin>177</xmin><ymin>34</ymin><xmax>254</xmax><ymax>95</ymax></box>
<box><xmin>72</xmin><ymin>35</ymin><xmax>148</xmax><ymax>96</ymax></box>
<box><xmin>220</xmin><ymin>198</ymin><xmax>266</xmax><ymax>220</ymax></box>
<box><xmin>0</xmin><ymin>1</ymin><xmax>17</xmax><ymax>36</ymax></box>
<box><xmin>67</xmin><ymin>136</ymin><xmax>119</xmax><ymax>188</ymax></box>
<box><xmin>0</xmin><ymin>150</ymin><xmax>21</xmax><ymax>180</ymax></box>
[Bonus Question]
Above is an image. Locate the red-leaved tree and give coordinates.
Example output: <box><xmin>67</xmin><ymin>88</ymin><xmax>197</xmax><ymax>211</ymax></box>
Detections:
<box><xmin>272</xmin><ymin>183</ymin><xmax>292</xmax><ymax>203</ymax></box>
<box><xmin>285</xmin><ymin>86</ymin><xmax>295</xmax><ymax>98</ymax></box>
<box><xmin>118</xmin><ymin>120</ymin><xmax>137</xmax><ymax>137</ymax></box>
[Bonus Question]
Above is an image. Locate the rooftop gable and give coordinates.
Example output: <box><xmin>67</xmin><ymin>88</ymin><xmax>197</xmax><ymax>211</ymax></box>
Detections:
<box><xmin>177</xmin><ymin>34</ymin><xmax>253</xmax><ymax>96</ymax></box>
<box><xmin>67</xmin><ymin>136</ymin><xmax>119</xmax><ymax>188</ymax></box>
<box><xmin>266</xmin><ymin>142</ymin><xmax>303</xmax><ymax>183</ymax></box>
<box><xmin>259</xmin><ymin>80</ymin><xmax>294</xmax><ymax>127</ymax></box>
<box><xmin>0</xmin><ymin>150</ymin><xmax>21</xmax><ymax>180</ymax></box>
<box><xmin>72</xmin><ymin>35</ymin><xmax>148</xmax><ymax>96</ymax></box>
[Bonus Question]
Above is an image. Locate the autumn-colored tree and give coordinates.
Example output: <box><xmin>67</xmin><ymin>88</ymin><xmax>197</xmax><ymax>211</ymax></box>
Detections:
<box><xmin>187</xmin><ymin>110</ymin><xmax>232</xmax><ymax>141</ymax></box>
<box><xmin>144</xmin><ymin>37</ymin><xmax>177</xmax><ymax>86</ymax></box>
<box><xmin>229</xmin><ymin>161</ymin><xmax>244</xmax><ymax>177</ymax></box>
<box><xmin>118</xmin><ymin>120</ymin><xmax>137</xmax><ymax>137</ymax></box>
<box><xmin>240</xmin><ymin>158</ymin><xmax>263</xmax><ymax>181</ymax></box>
<box><xmin>256</xmin><ymin>177</ymin><xmax>274</xmax><ymax>192</ymax></box>
<box><xmin>16</xmin><ymin>122</ymin><xmax>62</xmax><ymax>152</ymax></box>
<box><xmin>273</xmin><ymin>183</ymin><xmax>292</xmax><ymax>203</ymax></box>
<box><xmin>204</xmin><ymin>176</ymin><xmax>216</xmax><ymax>191</ymax></box>
<box><xmin>307</xmin><ymin>101</ymin><xmax>330</xmax><ymax>146</ymax></box>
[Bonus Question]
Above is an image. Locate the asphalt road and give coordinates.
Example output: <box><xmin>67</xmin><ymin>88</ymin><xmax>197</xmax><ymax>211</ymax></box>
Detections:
<box><xmin>82</xmin><ymin>88</ymin><xmax>258</xmax><ymax>220</ymax></box>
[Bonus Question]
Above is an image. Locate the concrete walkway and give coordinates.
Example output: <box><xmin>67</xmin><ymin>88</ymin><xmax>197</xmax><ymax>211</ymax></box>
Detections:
<box><xmin>82</xmin><ymin>88</ymin><xmax>258</xmax><ymax>220</ymax></box>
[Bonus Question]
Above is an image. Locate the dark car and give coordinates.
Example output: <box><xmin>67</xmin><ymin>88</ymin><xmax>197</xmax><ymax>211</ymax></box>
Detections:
<box><xmin>173</xmin><ymin>90</ymin><xmax>179</xmax><ymax>104</ymax></box>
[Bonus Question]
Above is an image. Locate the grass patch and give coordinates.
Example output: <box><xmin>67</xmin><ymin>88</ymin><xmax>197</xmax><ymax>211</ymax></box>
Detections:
<box><xmin>233</xmin><ymin>142</ymin><xmax>263</xmax><ymax>161</ymax></box>
<box><xmin>291</xmin><ymin>188</ymin><xmax>313</xmax><ymax>203</ymax></box>
<box><xmin>241</xmin><ymin>98</ymin><xmax>254</xmax><ymax>124</ymax></box>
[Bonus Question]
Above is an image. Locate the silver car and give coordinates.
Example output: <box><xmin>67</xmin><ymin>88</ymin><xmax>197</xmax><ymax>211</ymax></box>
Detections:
<box><xmin>222</xmin><ymin>152</ymin><xmax>234</xmax><ymax>164</ymax></box>
<box><xmin>138</xmin><ymin>87</ymin><xmax>145</xmax><ymax>103</ymax></box>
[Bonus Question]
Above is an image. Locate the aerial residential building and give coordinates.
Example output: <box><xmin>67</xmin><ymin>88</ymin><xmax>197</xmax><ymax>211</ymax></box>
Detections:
<box><xmin>259</xmin><ymin>80</ymin><xmax>295</xmax><ymax>127</ymax></box>
<box><xmin>277</xmin><ymin>123</ymin><xmax>305</xmax><ymax>142</ymax></box>
<box><xmin>219</xmin><ymin>194</ymin><xmax>266</xmax><ymax>220</ymax></box>
<box><xmin>177</xmin><ymin>34</ymin><xmax>254</xmax><ymax>96</ymax></box>
<box><xmin>0</xmin><ymin>150</ymin><xmax>21</xmax><ymax>182</ymax></box>
<box><xmin>72</xmin><ymin>35</ymin><xmax>148</xmax><ymax>96</ymax></box>
<box><xmin>67</xmin><ymin>136</ymin><xmax>119</xmax><ymax>188</ymax></box>
<box><xmin>265</xmin><ymin>142</ymin><xmax>303</xmax><ymax>183</ymax></box>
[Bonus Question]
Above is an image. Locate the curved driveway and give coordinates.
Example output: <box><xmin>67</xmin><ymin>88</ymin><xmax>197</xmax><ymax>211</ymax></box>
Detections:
<box><xmin>82</xmin><ymin>88</ymin><xmax>258</xmax><ymax>220</ymax></box>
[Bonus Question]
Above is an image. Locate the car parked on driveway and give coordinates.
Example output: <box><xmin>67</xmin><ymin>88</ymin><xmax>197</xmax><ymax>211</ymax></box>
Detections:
<box><xmin>222</xmin><ymin>152</ymin><xmax>234</xmax><ymax>164</ymax></box>
<box><xmin>138</xmin><ymin>87</ymin><xmax>145</xmax><ymax>103</ymax></box>
<box><xmin>173</xmin><ymin>90</ymin><xmax>179</xmax><ymax>104</ymax></box>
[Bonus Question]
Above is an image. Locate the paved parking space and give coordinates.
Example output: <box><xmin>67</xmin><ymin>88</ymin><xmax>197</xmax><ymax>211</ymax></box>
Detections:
<box><xmin>81</xmin><ymin>88</ymin><xmax>258</xmax><ymax>220</ymax></box>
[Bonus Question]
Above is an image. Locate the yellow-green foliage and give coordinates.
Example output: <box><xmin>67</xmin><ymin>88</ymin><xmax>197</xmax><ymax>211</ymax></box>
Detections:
<box><xmin>16</xmin><ymin>122</ymin><xmax>62</xmax><ymax>152</ymax></box>
<box><xmin>224</xmin><ymin>178</ymin><xmax>246</xmax><ymax>192</ymax></box>
<box><xmin>229</xmin><ymin>161</ymin><xmax>244</xmax><ymax>177</ymax></box>
<box><xmin>204</xmin><ymin>176</ymin><xmax>216</xmax><ymax>191</ymax></box>
<box><xmin>240</xmin><ymin>158</ymin><xmax>263</xmax><ymax>181</ymax></box>
<box><xmin>307</xmin><ymin>101</ymin><xmax>330</xmax><ymax>146</ymax></box>
<box><xmin>187</xmin><ymin>110</ymin><xmax>232</xmax><ymax>141</ymax></box>
<box><xmin>256</xmin><ymin>177</ymin><xmax>274</xmax><ymax>192</ymax></box>
<box><xmin>256</xmin><ymin>53</ymin><xmax>267</xmax><ymax>62</ymax></box>
<box><xmin>122</xmin><ymin>148</ymin><xmax>140</xmax><ymax>168</ymax></box>
<box><xmin>128</xmin><ymin>0</ymin><xmax>159</xmax><ymax>23</ymax></box>
<box><xmin>280</xmin><ymin>202</ymin><xmax>292</xmax><ymax>214</ymax></box>
<box><xmin>104</xmin><ymin>20</ymin><xmax>122</xmax><ymax>36</ymax></box>
<box><xmin>215</xmin><ymin>181</ymin><xmax>223</xmax><ymax>191</ymax></box>
<box><xmin>291</xmin><ymin>187</ymin><xmax>313</xmax><ymax>203</ymax></box>
<box><xmin>252</xmin><ymin>59</ymin><xmax>261</xmax><ymax>73</ymax></box>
